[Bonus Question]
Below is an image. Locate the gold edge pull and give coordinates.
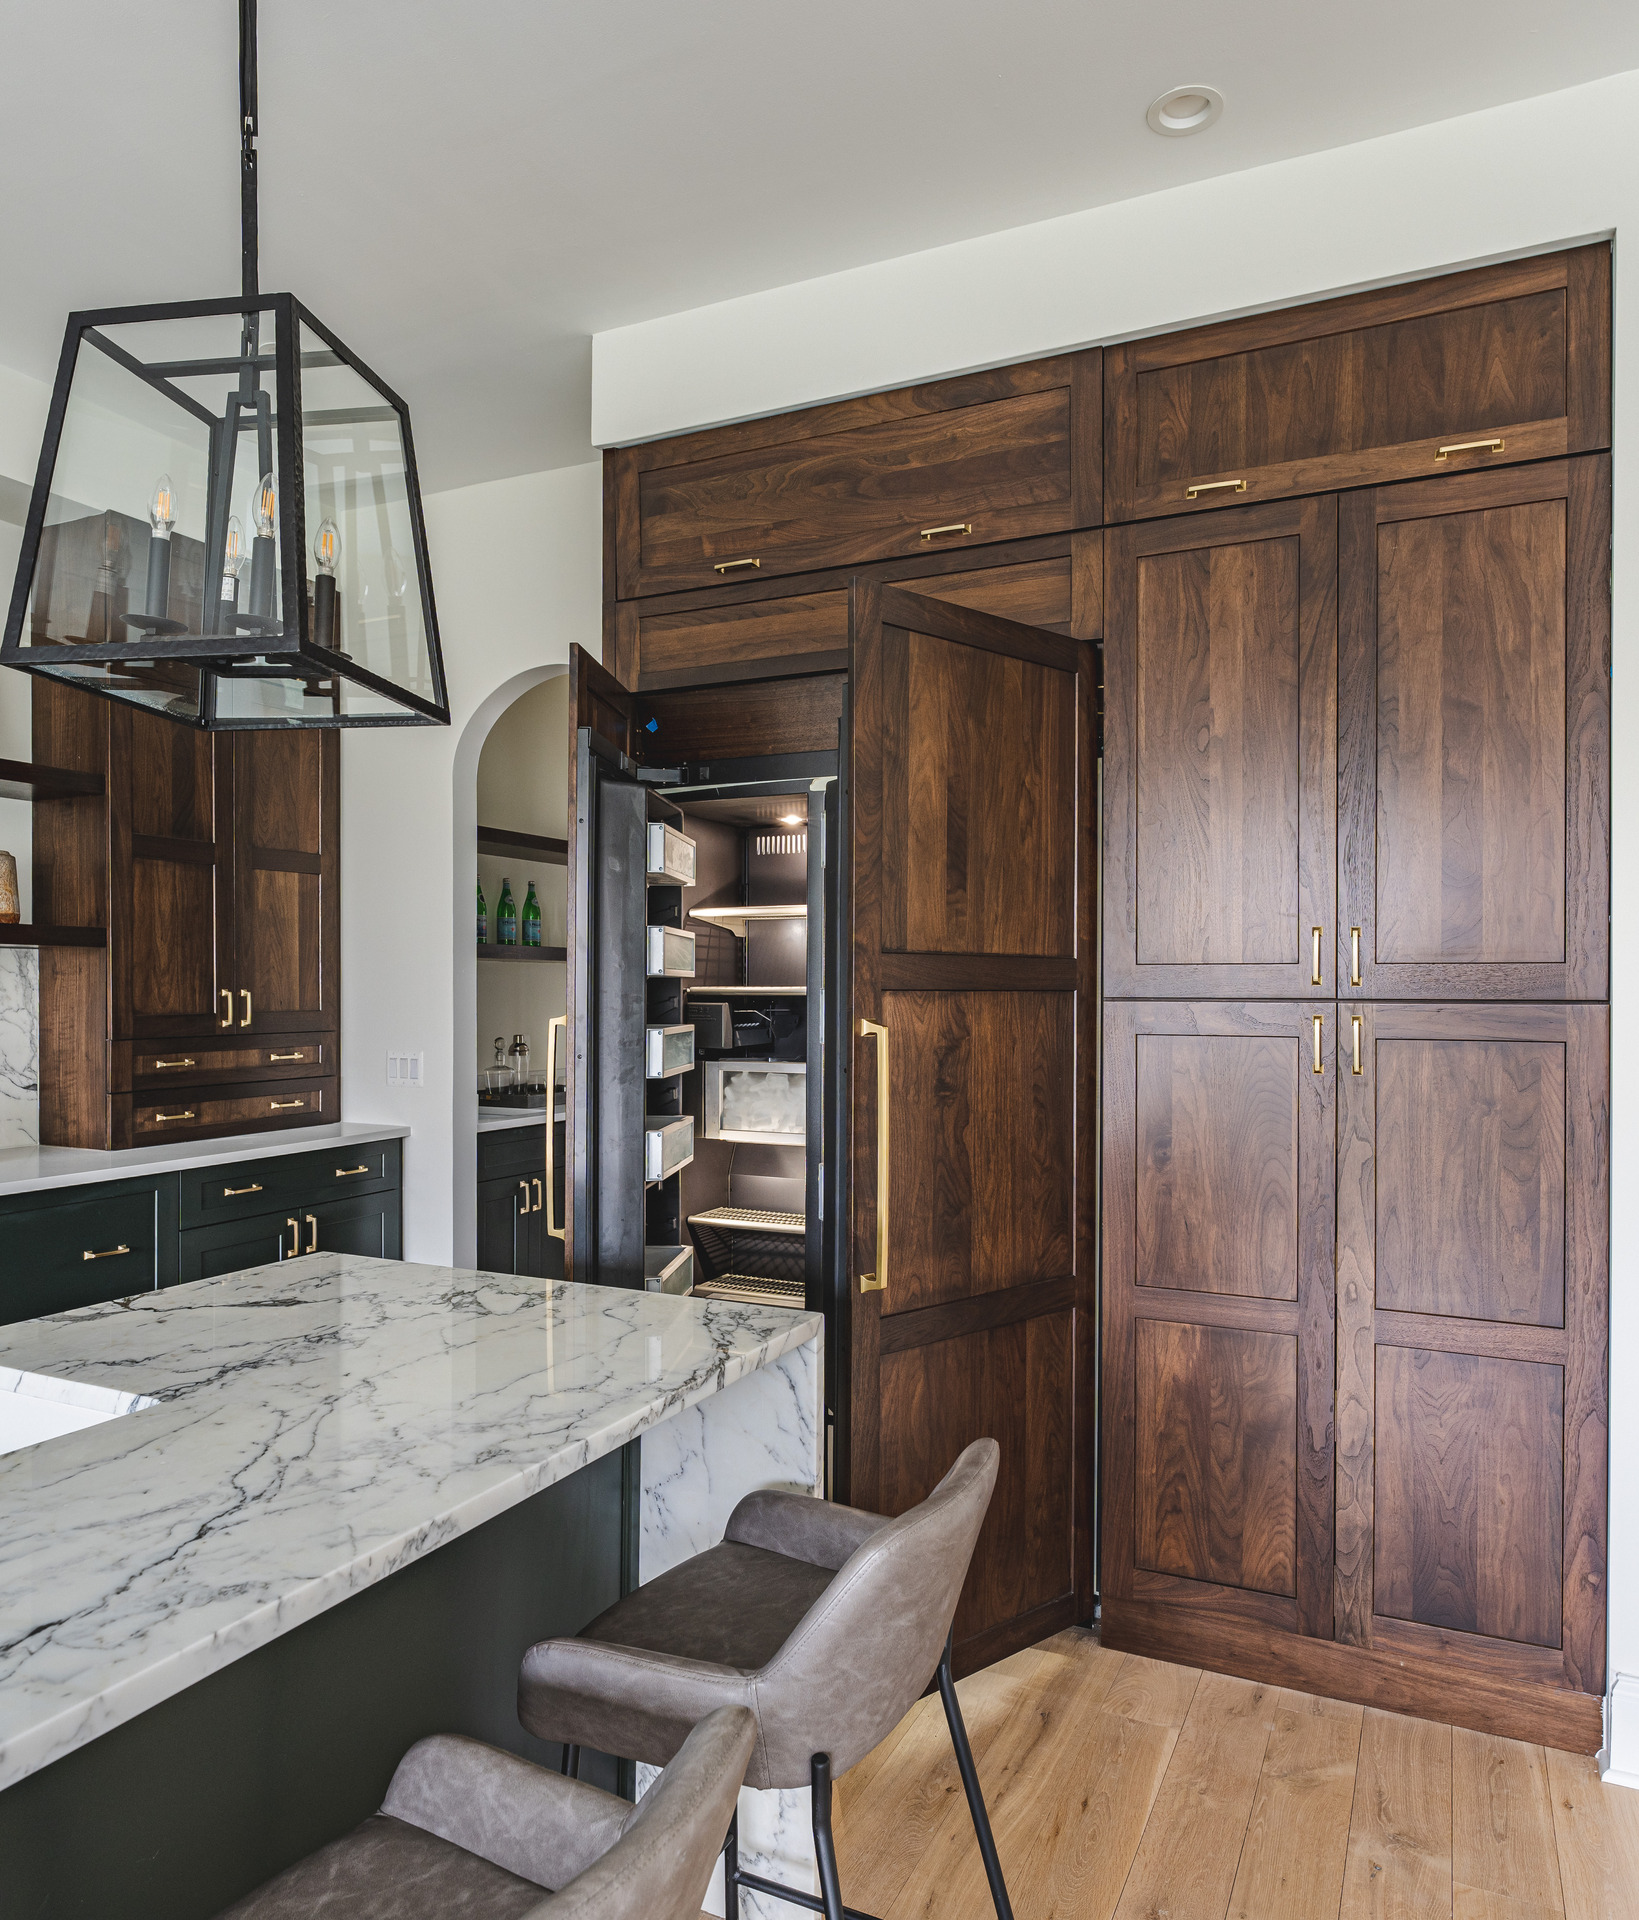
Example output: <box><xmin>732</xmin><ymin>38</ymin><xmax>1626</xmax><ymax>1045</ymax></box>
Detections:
<box><xmin>305</xmin><ymin>1213</ymin><xmax>318</xmax><ymax>1255</ymax></box>
<box><xmin>270</xmin><ymin>1098</ymin><xmax>305</xmax><ymax>1111</ymax></box>
<box><xmin>1184</xmin><ymin>477</ymin><xmax>1247</xmax><ymax>500</ymax></box>
<box><xmin>219</xmin><ymin>988</ymin><xmax>233</xmax><ymax>1029</ymax></box>
<box><xmin>270</xmin><ymin>1051</ymin><xmax>304</xmax><ymax>1062</ymax></box>
<box><xmin>919</xmin><ymin>521</ymin><xmax>972</xmax><ymax>540</ymax></box>
<box><xmin>153</xmin><ymin>1109</ymin><xmax>196</xmax><ymax>1123</ymax></box>
<box><xmin>240</xmin><ymin>988</ymin><xmax>252</xmax><ymax>1028</ymax></box>
<box><xmin>154</xmin><ymin>1058</ymin><xmax>196</xmax><ymax>1069</ymax></box>
<box><xmin>1435</xmin><ymin>437</ymin><xmax>1504</xmax><ymax>460</ymax></box>
<box><xmin>335</xmin><ymin>1164</ymin><xmax>369</xmax><ymax>1178</ymax></box>
<box><xmin>533</xmin><ymin>1177</ymin><xmax>544</xmax><ymax>1213</ymax></box>
<box><xmin>1350</xmin><ymin>926</ymin><xmax>1362</xmax><ymax>987</ymax></box>
<box><xmin>82</xmin><ymin>1244</ymin><xmax>131</xmax><ymax>1262</ymax></box>
<box><xmin>519</xmin><ymin>1177</ymin><xmax>531</xmax><ymax>1216</ymax></box>
<box><xmin>858</xmin><ymin>1017</ymin><xmax>889</xmax><ymax>1295</ymax></box>
<box><xmin>1351</xmin><ymin>1014</ymin><xmax>1364</xmax><ymax>1077</ymax></box>
<box><xmin>223</xmin><ymin>1182</ymin><xmax>263</xmax><ymax>1196</ymax></box>
<box><xmin>285</xmin><ymin>1217</ymin><xmax>299</xmax><ymax>1258</ymax></box>
<box><xmin>1312</xmin><ymin>1014</ymin><xmax>1324</xmax><ymax>1075</ymax></box>
<box><xmin>712</xmin><ymin>556</ymin><xmax>761</xmax><ymax>574</ymax></box>
<box><xmin>545</xmin><ymin>1015</ymin><xmax>566</xmax><ymax>1241</ymax></box>
<box><xmin>1311</xmin><ymin>926</ymin><xmax>1322</xmax><ymax>987</ymax></box>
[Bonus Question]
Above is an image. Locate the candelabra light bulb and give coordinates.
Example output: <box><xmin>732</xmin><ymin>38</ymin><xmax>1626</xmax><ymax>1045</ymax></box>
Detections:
<box><xmin>148</xmin><ymin>473</ymin><xmax>175</xmax><ymax>537</ymax></box>
<box><xmin>223</xmin><ymin>515</ymin><xmax>244</xmax><ymax>577</ymax></box>
<box><xmin>250</xmin><ymin>473</ymin><xmax>277</xmax><ymax>540</ymax></box>
<box><xmin>313</xmin><ymin>518</ymin><xmax>341</xmax><ymax>576</ymax></box>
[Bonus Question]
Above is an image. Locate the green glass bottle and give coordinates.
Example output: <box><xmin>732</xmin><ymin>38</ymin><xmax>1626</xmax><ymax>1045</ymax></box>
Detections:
<box><xmin>497</xmin><ymin>878</ymin><xmax>517</xmax><ymax>945</ymax></box>
<box><xmin>476</xmin><ymin>875</ymin><xmax>488</xmax><ymax>945</ymax></box>
<box><xmin>522</xmin><ymin>881</ymin><xmax>542</xmax><ymax>947</ymax></box>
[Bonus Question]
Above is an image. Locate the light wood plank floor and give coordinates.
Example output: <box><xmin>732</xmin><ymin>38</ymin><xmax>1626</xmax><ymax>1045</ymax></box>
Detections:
<box><xmin>831</xmin><ymin>1629</ymin><xmax>1639</xmax><ymax>1920</ymax></box>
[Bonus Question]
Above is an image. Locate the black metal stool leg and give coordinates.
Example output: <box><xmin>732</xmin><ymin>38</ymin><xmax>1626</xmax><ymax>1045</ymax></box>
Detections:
<box><xmin>560</xmin><ymin>1742</ymin><xmax>581</xmax><ymax>1780</ymax></box>
<box><xmin>936</xmin><ymin>1634</ymin><xmax>1015</xmax><ymax>1920</ymax></box>
<box><xmin>811</xmin><ymin>1753</ymin><xmax>845</xmax><ymax>1920</ymax></box>
<box><xmin>723</xmin><ymin>1805</ymin><xmax>741</xmax><ymax>1920</ymax></box>
<box><xmin>721</xmin><ymin>1758</ymin><xmax>883</xmax><ymax>1920</ymax></box>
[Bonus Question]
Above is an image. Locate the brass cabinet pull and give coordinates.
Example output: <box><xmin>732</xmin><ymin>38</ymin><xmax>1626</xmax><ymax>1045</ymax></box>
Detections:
<box><xmin>857</xmin><ymin>1017</ymin><xmax>889</xmax><ymax>1294</ymax></box>
<box><xmin>269</xmin><ymin>1050</ymin><xmax>304</xmax><ymax>1062</ymax></box>
<box><xmin>154</xmin><ymin>1109</ymin><xmax>196</xmax><ymax>1123</ymax></box>
<box><xmin>240</xmin><ymin>989</ymin><xmax>252</xmax><ymax>1028</ymax></box>
<box><xmin>1312</xmin><ymin>1015</ymin><xmax>1324</xmax><ymax>1075</ymax></box>
<box><xmin>1185</xmin><ymin>477</ymin><xmax>1247</xmax><ymax>500</ymax></box>
<box><xmin>1311</xmin><ymin>927</ymin><xmax>1322</xmax><ymax>986</ymax></box>
<box><xmin>1435</xmin><ymin>437</ymin><xmax>1504</xmax><ymax>461</ymax></box>
<box><xmin>919</xmin><ymin>522</ymin><xmax>972</xmax><ymax>540</ymax></box>
<box><xmin>1351</xmin><ymin>1014</ymin><xmax>1363</xmax><ymax>1077</ymax></box>
<box><xmin>223</xmin><ymin>1183</ymin><xmax>263</xmax><ymax>1197</ymax></box>
<box><xmin>1350</xmin><ymin>927</ymin><xmax>1362</xmax><ymax>987</ymax></box>
<box><xmin>712</xmin><ymin>557</ymin><xmax>760</xmax><ymax>574</ymax></box>
<box><xmin>533</xmin><ymin>1177</ymin><xmax>543</xmax><ymax>1213</ymax></box>
<box><xmin>82</xmin><ymin>1244</ymin><xmax>131</xmax><ymax>1262</ymax></box>
<box><xmin>154</xmin><ymin>1058</ymin><xmax>195</xmax><ymax>1070</ymax></box>
<box><xmin>285</xmin><ymin>1217</ymin><xmax>299</xmax><ymax>1258</ymax></box>
<box><xmin>270</xmin><ymin>1098</ymin><xmax>305</xmax><ymax>1111</ymax></box>
<box><xmin>335</xmin><ymin>1164</ymin><xmax>369</xmax><ymax>1178</ymax></box>
<box><xmin>544</xmin><ymin>1015</ymin><xmax>566</xmax><ymax>1242</ymax></box>
<box><xmin>305</xmin><ymin>1214</ymin><xmax>318</xmax><ymax>1255</ymax></box>
<box><xmin>518</xmin><ymin>1177</ymin><xmax>532</xmax><ymax>1216</ymax></box>
<box><xmin>219</xmin><ymin>989</ymin><xmax>233</xmax><ymax>1029</ymax></box>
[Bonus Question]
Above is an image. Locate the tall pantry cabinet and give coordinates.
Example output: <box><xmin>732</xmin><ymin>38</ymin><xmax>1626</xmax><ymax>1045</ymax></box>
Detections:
<box><xmin>1099</xmin><ymin>246</ymin><xmax>1612</xmax><ymax>1751</ymax></box>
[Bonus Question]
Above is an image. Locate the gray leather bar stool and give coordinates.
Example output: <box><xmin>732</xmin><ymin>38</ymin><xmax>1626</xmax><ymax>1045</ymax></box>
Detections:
<box><xmin>518</xmin><ymin>1439</ymin><xmax>1013</xmax><ymax>1920</ymax></box>
<box><xmin>215</xmin><ymin>1703</ymin><xmax>756</xmax><ymax>1920</ymax></box>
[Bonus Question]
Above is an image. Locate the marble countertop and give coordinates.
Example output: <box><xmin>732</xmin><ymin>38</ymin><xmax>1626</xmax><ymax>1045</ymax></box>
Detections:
<box><xmin>0</xmin><ymin>1254</ymin><xmax>821</xmax><ymax>1793</ymax></box>
<box><xmin>0</xmin><ymin>1123</ymin><xmax>412</xmax><ymax>1200</ymax></box>
<box><xmin>476</xmin><ymin>1105</ymin><xmax>563</xmax><ymax>1132</ymax></box>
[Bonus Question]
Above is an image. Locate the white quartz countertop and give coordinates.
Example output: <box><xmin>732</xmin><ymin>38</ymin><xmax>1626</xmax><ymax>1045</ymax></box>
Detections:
<box><xmin>476</xmin><ymin>1106</ymin><xmax>563</xmax><ymax>1133</ymax></box>
<box><xmin>0</xmin><ymin>1122</ymin><xmax>411</xmax><ymax>1200</ymax></box>
<box><xmin>0</xmin><ymin>1254</ymin><xmax>821</xmax><ymax>1793</ymax></box>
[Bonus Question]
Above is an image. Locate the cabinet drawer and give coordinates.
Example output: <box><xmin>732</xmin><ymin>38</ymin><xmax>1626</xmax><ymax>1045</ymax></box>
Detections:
<box><xmin>175</xmin><ymin>1190</ymin><xmax>402</xmax><ymax>1283</ymax></box>
<box><xmin>477</xmin><ymin>1123</ymin><xmax>547</xmax><ymax>1184</ymax></box>
<box><xmin>0</xmin><ymin>1179</ymin><xmax>176</xmax><ymax>1327</ymax></box>
<box><xmin>179</xmin><ymin>1135</ymin><xmax>401</xmax><ymax>1228</ymax></box>
<box><xmin>1105</xmin><ymin>245</ymin><xmax>1609</xmax><ymax>523</ymax></box>
<box><xmin>611</xmin><ymin>353</ymin><xmax>1100</xmax><ymax>598</ymax></box>
<box><xmin>118</xmin><ymin>1038</ymin><xmax>329</xmax><ymax>1091</ymax></box>
<box><xmin>120</xmin><ymin>1078</ymin><xmax>334</xmax><ymax>1148</ymax></box>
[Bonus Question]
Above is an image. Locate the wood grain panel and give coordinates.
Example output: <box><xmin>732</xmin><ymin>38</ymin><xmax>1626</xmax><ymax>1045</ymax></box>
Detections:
<box><xmin>247</xmin><ymin>732</ymin><xmax>322</xmax><ymax>855</ymax></box>
<box><xmin>1339</xmin><ymin>458</ymin><xmax>1609</xmax><ymax>1001</ymax></box>
<box><xmin>1135</xmin><ymin>1319</ymin><xmax>1298</xmax><ymax>1597</ymax></box>
<box><xmin>882</xmin><ymin>990</ymin><xmax>1072</xmax><ymax>1313</ymax></box>
<box><xmin>636</xmin><ymin>671</ymin><xmax>844</xmax><ymax>762</ymax></box>
<box><xmin>233</xmin><ymin>731</ymin><xmax>338</xmax><ymax>1035</ymax></box>
<box><xmin>1105</xmin><ymin>497</ymin><xmax>1336</xmax><ymax>997</ymax></box>
<box><xmin>1135</xmin><ymin>1032</ymin><xmax>1298</xmax><ymax>1300</ymax></box>
<box><xmin>132</xmin><ymin>860</ymin><xmax>215</xmax><ymax>1018</ymax></box>
<box><xmin>1375</xmin><ymin>1346</ymin><xmax>1564</xmax><ymax>1649</ymax></box>
<box><xmin>1135</xmin><ymin>534</ymin><xmax>1300</xmax><ymax>966</ymax></box>
<box><xmin>1375</xmin><ymin>1037</ymin><xmax>1565</xmax><ymax>1325</ymax></box>
<box><xmin>1376</xmin><ymin>501</ymin><xmax>1566</xmax><ymax>966</ymax></box>
<box><xmin>881</xmin><ymin>627</ymin><xmax>1075</xmax><ymax>956</ymax></box>
<box><xmin>129</xmin><ymin>710</ymin><xmax>213</xmax><ymax>841</ymax></box>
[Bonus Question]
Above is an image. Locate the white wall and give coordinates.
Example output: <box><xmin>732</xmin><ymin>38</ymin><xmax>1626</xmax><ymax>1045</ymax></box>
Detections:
<box><xmin>339</xmin><ymin>461</ymin><xmax>601</xmax><ymax>1266</ymax></box>
<box><xmin>591</xmin><ymin>69</ymin><xmax>1639</xmax><ymax>1778</ymax></box>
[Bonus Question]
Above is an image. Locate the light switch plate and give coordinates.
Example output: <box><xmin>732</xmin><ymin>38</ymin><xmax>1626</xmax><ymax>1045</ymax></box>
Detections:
<box><xmin>386</xmin><ymin>1051</ymin><xmax>424</xmax><ymax>1087</ymax></box>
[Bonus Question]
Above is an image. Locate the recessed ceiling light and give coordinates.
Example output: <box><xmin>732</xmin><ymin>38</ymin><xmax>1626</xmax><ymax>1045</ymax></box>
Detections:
<box><xmin>1146</xmin><ymin>85</ymin><xmax>1224</xmax><ymax>138</ymax></box>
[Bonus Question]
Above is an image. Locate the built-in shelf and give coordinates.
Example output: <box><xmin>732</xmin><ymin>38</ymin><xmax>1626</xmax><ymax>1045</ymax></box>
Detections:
<box><xmin>688</xmin><ymin>1206</ymin><xmax>805</xmax><ymax>1236</ymax></box>
<box><xmin>0</xmin><ymin>757</ymin><xmax>104</xmax><ymax>804</ymax></box>
<box><xmin>0</xmin><ymin>923</ymin><xmax>107</xmax><ymax>948</ymax></box>
<box><xmin>688</xmin><ymin>903</ymin><xmax>808</xmax><ymax>940</ymax></box>
<box><xmin>477</xmin><ymin>943</ymin><xmax>568</xmax><ymax>963</ymax></box>
<box><xmin>684</xmin><ymin>983</ymin><xmax>806</xmax><ymax>997</ymax></box>
<box><xmin>477</xmin><ymin>825</ymin><xmax>567</xmax><ymax>865</ymax></box>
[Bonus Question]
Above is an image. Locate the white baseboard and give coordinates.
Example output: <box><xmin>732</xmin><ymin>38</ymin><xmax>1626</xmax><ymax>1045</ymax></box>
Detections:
<box><xmin>1601</xmin><ymin>1672</ymin><xmax>1639</xmax><ymax>1789</ymax></box>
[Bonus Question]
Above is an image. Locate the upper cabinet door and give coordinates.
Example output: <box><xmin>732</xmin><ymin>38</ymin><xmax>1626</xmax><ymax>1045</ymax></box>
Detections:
<box><xmin>1339</xmin><ymin>457</ymin><xmax>1610</xmax><ymax>1002</ymax></box>
<box><xmin>1104</xmin><ymin>496</ymin><xmax>1338</xmax><ymax>1000</ymax></box>
<box><xmin>109</xmin><ymin>707</ymin><xmax>234</xmax><ymax>1040</ymax></box>
<box><xmin>1105</xmin><ymin>247</ymin><xmax>1610</xmax><ymax>523</ymax></box>
<box><xmin>232</xmin><ymin>731</ymin><xmax>340</xmax><ymax>1034</ymax></box>
<box><xmin>609</xmin><ymin>353</ymin><xmax>1100</xmax><ymax>598</ymax></box>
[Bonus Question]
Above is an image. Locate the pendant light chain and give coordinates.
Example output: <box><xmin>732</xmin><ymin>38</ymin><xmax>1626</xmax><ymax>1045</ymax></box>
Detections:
<box><xmin>240</xmin><ymin>0</ymin><xmax>258</xmax><ymax>300</ymax></box>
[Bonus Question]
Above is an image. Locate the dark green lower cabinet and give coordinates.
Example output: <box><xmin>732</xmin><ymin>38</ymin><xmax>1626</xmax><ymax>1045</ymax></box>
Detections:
<box><xmin>476</xmin><ymin>1122</ymin><xmax>562</xmax><ymax>1280</ymax></box>
<box><xmin>177</xmin><ymin>1191</ymin><xmax>403</xmax><ymax>1282</ymax></box>
<box><xmin>0</xmin><ymin>1178</ymin><xmax>179</xmax><ymax>1327</ymax></box>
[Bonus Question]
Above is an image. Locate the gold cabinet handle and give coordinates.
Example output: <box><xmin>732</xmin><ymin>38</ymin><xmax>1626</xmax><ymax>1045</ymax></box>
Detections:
<box><xmin>1311</xmin><ymin>926</ymin><xmax>1322</xmax><ymax>987</ymax></box>
<box><xmin>857</xmin><ymin>1017</ymin><xmax>889</xmax><ymax>1295</ymax></box>
<box><xmin>1350</xmin><ymin>926</ymin><xmax>1362</xmax><ymax>987</ymax></box>
<box><xmin>82</xmin><ymin>1244</ymin><xmax>131</xmax><ymax>1262</ymax></box>
<box><xmin>335</xmin><ymin>1164</ymin><xmax>369</xmax><ymax>1178</ymax></box>
<box><xmin>518</xmin><ymin>1177</ymin><xmax>532</xmax><ymax>1216</ymax></box>
<box><xmin>919</xmin><ymin>522</ymin><xmax>972</xmax><ymax>540</ymax></box>
<box><xmin>154</xmin><ymin>1058</ymin><xmax>196</xmax><ymax>1070</ymax></box>
<box><xmin>219</xmin><ymin>989</ymin><xmax>233</xmax><ymax>1029</ymax></box>
<box><xmin>285</xmin><ymin>1217</ymin><xmax>299</xmax><ymax>1258</ymax></box>
<box><xmin>269</xmin><ymin>1050</ymin><xmax>304</xmax><ymax>1062</ymax></box>
<box><xmin>1312</xmin><ymin>1015</ymin><xmax>1324</xmax><ymax>1076</ymax></box>
<box><xmin>270</xmin><ymin>1098</ymin><xmax>305</xmax><ymax>1111</ymax></box>
<box><xmin>533</xmin><ymin>1177</ymin><xmax>544</xmax><ymax>1213</ymax></box>
<box><xmin>223</xmin><ymin>1182</ymin><xmax>263</xmax><ymax>1197</ymax></box>
<box><xmin>1435</xmin><ymin>437</ymin><xmax>1504</xmax><ymax>461</ymax></box>
<box><xmin>305</xmin><ymin>1213</ymin><xmax>318</xmax><ymax>1255</ymax></box>
<box><xmin>544</xmin><ymin>1015</ymin><xmax>566</xmax><ymax>1242</ymax></box>
<box><xmin>712</xmin><ymin>557</ymin><xmax>761</xmax><ymax>574</ymax></box>
<box><xmin>1351</xmin><ymin>1014</ymin><xmax>1363</xmax><ymax>1077</ymax></box>
<box><xmin>240</xmin><ymin>989</ymin><xmax>252</xmax><ymax>1028</ymax></box>
<box><xmin>154</xmin><ymin>1109</ymin><xmax>196</xmax><ymax>1123</ymax></box>
<box><xmin>1185</xmin><ymin>477</ymin><xmax>1247</xmax><ymax>500</ymax></box>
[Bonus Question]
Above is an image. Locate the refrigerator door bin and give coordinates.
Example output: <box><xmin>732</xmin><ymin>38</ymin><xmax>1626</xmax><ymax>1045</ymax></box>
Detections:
<box><xmin>644</xmin><ymin>1113</ymin><xmax>695</xmax><ymax>1182</ymax></box>
<box><xmin>646</xmin><ymin>822</ymin><xmax>697</xmax><ymax>886</ymax></box>
<box><xmin>703</xmin><ymin>1061</ymin><xmax>807</xmax><ymax>1145</ymax></box>
<box><xmin>646</xmin><ymin>925</ymin><xmax>696</xmax><ymax>977</ymax></box>
<box><xmin>644</xmin><ymin>1244</ymin><xmax>695</xmax><ymax>1295</ymax></box>
<box><xmin>645</xmin><ymin>1024</ymin><xmax>697</xmax><ymax>1078</ymax></box>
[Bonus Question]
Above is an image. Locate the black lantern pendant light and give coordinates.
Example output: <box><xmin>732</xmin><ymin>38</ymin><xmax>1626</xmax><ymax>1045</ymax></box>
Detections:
<box><xmin>0</xmin><ymin>0</ymin><xmax>449</xmax><ymax>728</ymax></box>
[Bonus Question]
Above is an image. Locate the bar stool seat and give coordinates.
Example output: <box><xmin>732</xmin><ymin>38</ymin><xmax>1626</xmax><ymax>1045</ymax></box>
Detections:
<box><xmin>581</xmin><ymin>1541</ymin><xmax>837</xmax><ymax>1670</ymax></box>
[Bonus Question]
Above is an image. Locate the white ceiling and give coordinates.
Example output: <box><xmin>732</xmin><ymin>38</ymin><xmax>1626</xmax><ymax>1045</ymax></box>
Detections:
<box><xmin>1</xmin><ymin>1</ymin><xmax>1635</xmax><ymax>491</ymax></box>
